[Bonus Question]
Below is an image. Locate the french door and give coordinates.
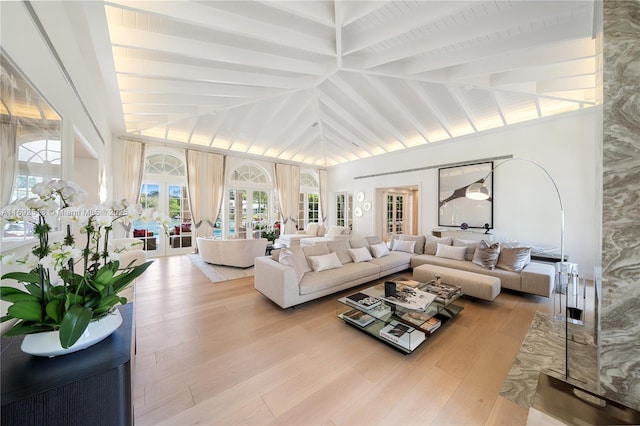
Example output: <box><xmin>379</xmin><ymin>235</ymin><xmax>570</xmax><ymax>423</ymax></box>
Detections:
<box><xmin>226</xmin><ymin>189</ymin><xmax>270</xmax><ymax>239</ymax></box>
<box><xmin>384</xmin><ymin>192</ymin><xmax>406</xmax><ymax>240</ymax></box>
<box><xmin>136</xmin><ymin>181</ymin><xmax>192</xmax><ymax>257</ymax></box>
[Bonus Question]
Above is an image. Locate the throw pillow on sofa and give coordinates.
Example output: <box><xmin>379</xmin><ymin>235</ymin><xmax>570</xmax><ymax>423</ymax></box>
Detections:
<box><xmin>279</xmin><ymin>248</ymin><xmax>306</xmax><ymax>283</ymax></box>
<box><xmin>453</xmin><ymin>238</ymin><xmax>481</xmax><ymax>261</ymax></box>
<box><xmin>302</xmin><ymin>243</ymin><xmax>330</xmax><ymax>270</ymax></box>
<box><xmin>497</xmin><ymin>246</ymin><xmax>531</xmax><ymax>272</ymax></box>
<box><xmin>350</xmin><ymin>237</ymin><xmax>372</xmax><ymax>254</ymax></box>
<box><xmin>308</xmin><ymin>252</ymin><xmax>342</xmax><ymax>272</ymax></box>
<box><xmin>327</xmin><ymin>240</ymin><xmax>353</xmax><ymax>264</ymax></box>
<box><xmin>392</xmin><ymin>240</ymin><xmax>415</xmax><ymax>254</ymax></box>
<box><xmin>435</xmin><ymin>243</ymin><xmax>466</xmax><ymax>261</ymax></box>
<box><xmin>399</xmin><ymin>234</ymin><xmax>426</xmax><ymax>254</ymax></box>
<box><xmin>348</xmin><ymin>246</ymin><xmax>373</xmax><ymax>263</ymax></box>
<box><xmin>425</xmin><ymin>236</ymin><xmax>452</xmax><ymax>255</ymax></box>
<box><xmin>370</xmin><ymin>242</ymin><xmax>390</xmax><ymax>258</ymax></box>
<box><xmin>472</xmin><ymin>240</ymin><xmax>501</xmax><ymax>270</ymax></box>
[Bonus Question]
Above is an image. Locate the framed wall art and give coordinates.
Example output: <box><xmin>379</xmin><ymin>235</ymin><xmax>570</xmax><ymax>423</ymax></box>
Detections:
<box><xmin>438</xmin><ymin>161</ymin><xmax>493</xmax><ymax>229</ymax></box>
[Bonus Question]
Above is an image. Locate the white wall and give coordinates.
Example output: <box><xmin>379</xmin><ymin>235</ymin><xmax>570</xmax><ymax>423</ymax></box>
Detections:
<box><xmin>329</xmin><ymin>107</ymin><xmax>602</xmax><ymax>279</ymax></box>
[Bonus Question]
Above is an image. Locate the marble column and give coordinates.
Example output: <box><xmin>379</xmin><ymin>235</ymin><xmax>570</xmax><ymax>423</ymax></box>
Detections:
<box><xmin>601</xmin><ymin>0</ymin><xmax>640</xmax><ymax>410</ymax></box>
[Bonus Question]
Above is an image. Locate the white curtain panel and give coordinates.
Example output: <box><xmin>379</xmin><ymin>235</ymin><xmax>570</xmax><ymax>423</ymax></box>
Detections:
<box><xmin>275</xmin><ymin>163</ymin><xmax>300</xmax><ymax>234</ymax></box>
<box><xmin>205</xmin><ymin>152</ymin><xmax>225</xmax><ymax>235</ymax></box>
<box><xmin>0</xmin><ymin>120</ymin><xmax>17</xmax><ymax>206</ymax></box>
<box><xmin>121</xmin><ymin>140</ymin><xmax>145</xmax><ymax>236</ymax></box>
<box><xmin>318</xmin><ymin>169</ymin><xmax>328</xmax><ymax>224</ymax></box>
<box><xmin>186</xmin><ymin>150</ymin><xmax>204</xmax><ymax>242</ymax></box>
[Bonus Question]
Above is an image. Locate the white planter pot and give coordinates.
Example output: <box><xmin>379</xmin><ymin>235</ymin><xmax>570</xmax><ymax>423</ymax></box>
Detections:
<box><xmin>20</xmin><ymin>309</ymin><xmax>123</xmax><ymax>357</ymax></box>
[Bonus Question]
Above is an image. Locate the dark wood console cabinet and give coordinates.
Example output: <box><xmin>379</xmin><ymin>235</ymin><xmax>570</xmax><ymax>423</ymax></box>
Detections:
<box><xmin>1</xmin><ymin>304</ymin><xmax>134</xmax><ymax>426</ymax></box>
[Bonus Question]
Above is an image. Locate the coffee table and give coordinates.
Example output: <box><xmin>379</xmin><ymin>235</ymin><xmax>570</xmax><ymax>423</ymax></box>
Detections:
<box><xmin>337</xmin><ymin>279</ymin><xmax>464</xmax><ymax>354</ymax></box>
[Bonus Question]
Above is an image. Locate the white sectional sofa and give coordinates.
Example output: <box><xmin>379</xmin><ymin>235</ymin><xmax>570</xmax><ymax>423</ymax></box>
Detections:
<box><xmin>254</xmin><ymin>233</ymin><xmax>556</xmax><ymax>308</ymax></box>
<box><xmin>276</xmin><ymin>223</ymin><xmax>351</xmax><ymax>247</ymax></box>
<box><xmin>197</xmin><ymin>237</ymin><xmax>268</xmax><ymax>268</ymax></box>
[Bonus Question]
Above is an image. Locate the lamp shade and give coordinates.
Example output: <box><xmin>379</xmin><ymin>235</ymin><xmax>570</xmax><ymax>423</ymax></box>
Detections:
<box><xmin>465</xmin><ymin>182</ymin><xmax>490</xmax><ymax>200</ymax></box>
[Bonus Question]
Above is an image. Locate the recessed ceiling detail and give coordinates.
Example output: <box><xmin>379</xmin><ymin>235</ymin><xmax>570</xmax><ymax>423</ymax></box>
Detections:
<box><xmin>105</xmin><ymin>0</ymin><xmax>597</xmax><ymax>167</ymax></box>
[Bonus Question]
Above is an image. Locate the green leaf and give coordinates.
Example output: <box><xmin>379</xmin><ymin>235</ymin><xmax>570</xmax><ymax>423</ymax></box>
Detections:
<box><xmin>94</xmin><ymin>295</ymin><xmax>121</xmax><ymax>314</ymax></box>
<box><xmin>45</xmin><ymin>300</ymin><xmax>63</xmax><ymax>323</ymax></box>
<box><xmin>59</xmin><ymin>304</ymin><xmax>92</xmax><ymax>348</ymax></box>
<box><xmin>24</xmin><ymin>283</ymin><xmax>43</xmax><ymax>299</ymax></box>
<box><xmin>110</xmin><ymin>260</ymin><xmax>154</xmax><ymax>294</ymax></box>
<box><xmin>1</xmin><ymin>271</ymin><xmax>41</xmax><ymax>284</ymax></box>
<box><xmin>2</xmin><ymin>323</ymin><xmax>52</xmax><ymax>337</ymax></box>
<box><xmin>0</xmin><ymin>287</ymin><xmax>38</xmax><ymax>303</ymax></box>
<box><xmin>7</xmin><ymin>301</ymin><xmax>42</xmax><ymax>321</ymax></box>
<box><xmin>94</xmin><ymin>267</ymin><xmax>115</xmax><ymax>287</ymax></box>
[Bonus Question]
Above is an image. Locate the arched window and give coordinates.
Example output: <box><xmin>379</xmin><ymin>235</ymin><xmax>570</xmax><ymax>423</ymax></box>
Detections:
<box><xmin>226</xmin><ymin>162</ymin><xmax>276</xmax><ymax>239</ymax></box>
<box><xmin>298</xmin><ymin>171</ymin><xmax>319</xmax><ymax>228</ymax></box>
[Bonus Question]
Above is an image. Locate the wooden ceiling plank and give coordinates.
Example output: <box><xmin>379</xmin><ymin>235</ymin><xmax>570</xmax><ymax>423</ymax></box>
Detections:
<box><xmin>405</xmin><ymin>80</ymin><xmax>453</xmax><ymax>138</ymax></box>
<box><xmin>342</xmin><ymin>1</ymin><xmax>392</xmax><ymax>27</ymax></box>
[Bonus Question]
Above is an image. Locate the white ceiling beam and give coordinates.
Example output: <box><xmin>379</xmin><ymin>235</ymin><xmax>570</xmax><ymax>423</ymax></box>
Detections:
<box><xmin>342</xmin><ymin>1</ymin><xmax>391</xmax><ymax>27</ymax></box>
<box><xmin>227</xmin><ymin>103</ymin><xmax>263</xmax><ymax>151</ymax></box>
<box><xmin>537</xmin><ymin>75</ymin><xmax>596</xmax><ymax>93</ymax></box>
<box><xmin>489</xmin><ymin>92</ymin><xmax>508</xmax><ymax>127</ymax></box>
<box><xmin>404</xmin><ymin>81</ymin><xmax>453</xmax><ymax>138</ymax></box>
<box><xmin>124</xmin><ymin>113</ymin><xmax>191</xmax><ymax>123</ymax></box>
<box><xmin>329</xmin><ymin>74</ymin><xmax>406</xmax><ymax>147</ymax></box>
<box><xmin>405</xmin><ymin>20</ymin><xmax>593</xmax><ymax>76</ymax></box>
<box><xmin>447</xmin><ymin>87</ymin><xmax>478</xmax><ymax>132</ymax></box>
<box><xmin>110</xmin><ymin>27</ymin><xmax>329</xmax><ymax>76</ymax></box>
<box><xmin>247</xmin><ymin>92</ymin><xmax>301</xmax><ymax>152</ymax></box>
<box><xmin>259</xmin><ymin>1</ymin><xmax>335</xmax><ymax>28</ymax></box>
<box><xmin>122</xmin><ymin>104</ymin><xmax>201</xmax><ymax>115</ymax></box>
<box><xmin>334</xmin><ymin>0</ymin><xmax>343</xmax><ymax>69</ymax></box>
<box><xmin>117</xmin><ymin>75</ymin><xmax>283</xmax><ymax>98</ymax></box>
<box><xmin>114</xmin><ymin>58</ymin><xmax>314</xmax><ymax>89</ymax></box>
<box><xmin>490</xmin><ymin>58</ymin><xmax>596</xmax><ymax>86</ymax></box>
<box><xmin>261</xmin><ymin>97</ymin><xmax>316</xmax><ymax>156</ymax></box>
<box><xmin>320</xmin><ymin>117</ymin><xmax>376</xmax><ymax>157</ymax></box>
<box><xmin>276</xmin><ymin>121</ymin><xmax>318</xmax><ymax>159</ymax></box>
<box><xmin>544</xmin><ymin>89</ymin><xmax>596</xmax><ymax>102</ymax></box>
<box><xmin>343</xmin><ymin>1</ymin><xmax>473</xmax><ymax>55</ymax></box>
<box><xmin>106</xmin><ymin>1</ymin><xmax>334</xmax><ymax>56</ymax></box>
<box><xmin>362</xmin><ymin>75</ymin><xmax>430</xmax><ymax>143</ymax></box>
<box><xmin>316</xmin><ymin>89</ymin><xmax>389</xmax><ymax>152</ymax></box>
<box><xmin>362</xmin><ymin>1</ymin><xmax>590</xmax><ymax>69</ymax></box>
<box><xmin>208</xmin><ymin>110</ymin><xmax>229</xmax><ymax>147</ymax></box>
<box><xmin>287</xmin><ymin>133</ymin><xmax>324</xmax><ymax>162</ymax></box>
<box><xmin>120</xmin><ymin>93</ymin><xmax>244</xmax><ymax>108</ymax></box>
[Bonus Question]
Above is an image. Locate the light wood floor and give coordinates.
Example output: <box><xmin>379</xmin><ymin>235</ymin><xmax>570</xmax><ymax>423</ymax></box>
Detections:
<box><xmin>132</xmin><ymin>255</ymin><xmax>557</xmax><ymax>426</ymax></box>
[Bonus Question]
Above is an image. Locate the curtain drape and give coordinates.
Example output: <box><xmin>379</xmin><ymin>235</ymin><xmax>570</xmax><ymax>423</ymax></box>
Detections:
<box><xmin>121</xmin><ymin>140</ymin><xmax>146</xmax><ymax>236</ymax></box>
<box><xmin>318</xmin><ymin>169</ymin><xmax>328</xmax><ymax>224</ymax></box>
<box><xmin>186</xmin><ymin>150</ymin><xmax>225</xmax><ymax>251</ymax></box>
<box><xmin>275</xmin><ymin>164</ymin><xmax>300</xmax><ymax>234</ymax></box>
<box><xmin>1</xmin><ymin>119</ymin><xmax>18</xmax><ymax>206</ymax></box>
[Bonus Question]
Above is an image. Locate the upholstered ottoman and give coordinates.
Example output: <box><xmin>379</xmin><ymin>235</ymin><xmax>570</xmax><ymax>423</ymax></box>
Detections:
<box><xmin>413</xmin><ymin>264</ymin><xmax>501</xmax><ymax>301</ymax></box>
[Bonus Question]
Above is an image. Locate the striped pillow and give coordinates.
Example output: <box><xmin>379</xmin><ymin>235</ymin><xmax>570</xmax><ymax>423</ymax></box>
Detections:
<box><xmin>472</xmin><ymin>240</ymin><xmax>501</xmax><ymax>270</ymax></box>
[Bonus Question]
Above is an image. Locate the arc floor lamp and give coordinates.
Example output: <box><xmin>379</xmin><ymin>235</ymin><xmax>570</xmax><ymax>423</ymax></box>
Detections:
<box><xmin>465</xmin><ymin>157</ymin><xmax>573</xmax><ymax>379</ymax></box>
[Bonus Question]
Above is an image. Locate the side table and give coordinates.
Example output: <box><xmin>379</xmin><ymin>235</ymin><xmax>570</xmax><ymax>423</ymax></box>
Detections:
<box><xmin>1</xmin><ymin>304</ymin><xmax>134</xmax><ymax>426</ymax></box>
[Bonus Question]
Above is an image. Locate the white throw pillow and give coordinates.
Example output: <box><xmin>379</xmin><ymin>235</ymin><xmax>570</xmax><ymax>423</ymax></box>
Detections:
<box><xmin>306</xmin><ymin>223</ymin><xmax>320</xmax><ymax>236</ymax></box>
<box><xmin>392</xmin><ymin>240</ymin><xmax>415</xmax><ymax>254</ymax></box>
<box><xmin>348</xmin><ymin>246</ymin><xmax>373</xmax><ymax>263</ymax></box>
<box><xmin>278</xmin><ymin>248</ymin><xmax>306</xmax><ymax>283</ymax></box>
<box><xmin>435</xmin><ymin>243</ymin><xmax>467</xmax><ymax>261</ymax></box>
<box><xmin>370</xmin><ymin>242</ymin><xmax>390</xmax><ymax>258</ymax></box>
<box><xmin>308</xmin><ymin>252</ymin><xmax>343</xmax><ymax>272</ymax></box>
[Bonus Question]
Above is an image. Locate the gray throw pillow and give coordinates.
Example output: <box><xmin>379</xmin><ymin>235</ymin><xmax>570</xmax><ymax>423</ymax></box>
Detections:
<box><xmin>472</xmin><ymin>240</ymin><xmax>501</xmax><ymax>270</ymax></box>
<box><xmin>453</xmin><ymin>238</ymin><xmax>480</xmax><ymax>261</ymax></box>
<box><xmin>496</xmin><ymin>246</ymin><xmax>531</xmax><ymax>272</ymax></box>
<box><xmin>399</xmin><ymin>234</ymin><xmax>426</xmax><ymax>254</ymax></box>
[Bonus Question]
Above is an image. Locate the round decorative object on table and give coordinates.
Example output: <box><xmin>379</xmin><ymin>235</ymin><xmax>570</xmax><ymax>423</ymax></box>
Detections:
<box><xmin>363</xmin><ymin>201</ymin><xmax>371</xmax><ymax>211</ymax></box>
<box><xmin>356</xmin><ymin>191</ymin><xmax>365</xmax><ymax>202</ymax></box>
<box><xmin>20</xmin><ymin>309</ymin><xmax>123</xmax><ymax>357</ymax></box>
<box><xmin>354</xmin><ymin>207</ymin><xmax>363</xmax><ymax>217</ymax></box>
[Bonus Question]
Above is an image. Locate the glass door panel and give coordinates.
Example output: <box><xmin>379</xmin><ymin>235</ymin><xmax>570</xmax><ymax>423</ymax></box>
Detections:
<box><xmin>167</xmin><ymin>184</ymin><xmax>192</xmax><ymax>253</ymax></box>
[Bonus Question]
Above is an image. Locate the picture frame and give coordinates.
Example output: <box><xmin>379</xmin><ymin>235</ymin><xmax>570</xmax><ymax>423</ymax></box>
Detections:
<box><xmin>438</xmin><ymin>161</ymin><xmax>493</xmax><ymax>229</ymax></box>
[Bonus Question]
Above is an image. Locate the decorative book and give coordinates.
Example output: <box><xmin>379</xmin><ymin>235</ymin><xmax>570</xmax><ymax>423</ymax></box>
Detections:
<box><xmin>422</xmin><ymin>281</ymin><xmax>462</xmax><ymax>303</ymax></box>
<box><xmin>345</xmin><ymin>292</ymin><xmax>382</xmax><ymax>310</ymax></box>
<box><xmin>397</xmin><ymin>311</ymin><xmax>441</xmax><ymax>333</ymax></box>
<box><xmin>379</xmin><ymin>320</ymin><xmax>425</xmax><ymax>351</ymax></box>
<box><xmin>379</xmin><ymin>285</ymin><xmax>437</xmax><ymax>311</ymax></box>
<box><xmin>395</xmin><ymin>279</ymin><xmax>420</xmax><ymax>288</ymax></box>
<box><xmin>341</xmin><ymin>309</ymin><xmax>375</xmax><ymax>328</ymax></box>
<box><xmin>367</xmin><ymin>303</ymin><xmax>392</xmax><ymax>319</ymax></box>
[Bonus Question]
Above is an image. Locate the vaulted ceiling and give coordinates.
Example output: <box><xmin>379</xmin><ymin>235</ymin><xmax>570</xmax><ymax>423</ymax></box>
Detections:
<box><xmin>101</xmin><ymin>0</ymin><xmax>597</xmax><ymax>167</ymax></box>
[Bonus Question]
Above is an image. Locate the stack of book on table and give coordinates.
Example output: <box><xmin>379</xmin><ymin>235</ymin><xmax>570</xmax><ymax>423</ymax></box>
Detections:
<box><xmin>379</xmin><ymin>285</ymin><xmax>437</xmax><ymax>311</ymax></box>
<box><xmin>422</xmin><ymin>281</ymin><xmax>462</xmax><ymax>304</ymax></box>
<box><xmin>398</xmin><ymin>311</ymin><xmax>441</xmax><ymax>333</ymax></box>
<box><xmin>340</xmin><ymin>309</ymin><xmax>375</xmax><ymax>328</ymax></box>
<box><xmin>345</xmin><ymin>292</ymin><xmax>382</xmax><ymax>310</ymax></box>
<box><xmin>379</xmin><ymin>320</ymin><xmax>426</xmax><ymax>351</ymax></box>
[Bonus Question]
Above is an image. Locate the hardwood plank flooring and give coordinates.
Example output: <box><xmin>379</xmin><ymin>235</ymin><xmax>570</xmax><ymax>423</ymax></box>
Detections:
<box><xmin>133</xmin><ymin>255</ymin><xmax>557</xmax><ymax>425</ymax></box>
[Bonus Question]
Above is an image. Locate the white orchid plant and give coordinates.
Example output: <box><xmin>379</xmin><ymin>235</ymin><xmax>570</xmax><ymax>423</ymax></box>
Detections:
<box><xmin>0</xmin><ymin>179</ymin><xmax>169</xmax><ymax>348</ymax></box>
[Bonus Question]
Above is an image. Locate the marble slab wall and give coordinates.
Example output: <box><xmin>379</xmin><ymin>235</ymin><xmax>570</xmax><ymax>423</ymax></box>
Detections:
<box><xmin>601</xmin><ymin>0</ymin><xmax>640</xmax><ymax>410</ymax></box>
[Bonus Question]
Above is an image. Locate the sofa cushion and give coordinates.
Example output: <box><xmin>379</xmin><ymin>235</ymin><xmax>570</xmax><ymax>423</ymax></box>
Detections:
<box><xmin>435</xmin><ymin>243</ymin><xmax>466</xmax><ymax>261</ymax></box>
<box><xmin>425</xmin><ymin>236</ymin><xmax>452</xmax><ymax>255</ymax></box>
<box><xmin>350</xmin><ymin>238</ymin><xmax>371</xmax><ymax>254</ymax></box>
<box><xmin>348</xmin><ymin>246</ymin><xmax>373</xmax><ymax>263</ymax></box>
<box><xmin>453</xmin><ymin>238</ymin><xmax>481</xmax><ymax>261</ymax></box>
<box><xmin>399</xmin><ymin>234</ymin><xmax>426</xmax><ymax>254</ymax></box>
<box><xmin>392</xmin><ymin>240</ymin><xmax>415</xmax><ymax>254</ymax></box>
<box><xmin>497</xmin><ymin>246</ymin><xmax>531</xmax><ymax>272</ymax></box>
<box><xmin>327</xmin><ymin>225</ymin><xmax>347</xmax><ymax>236</ymax></box>
<box><xmin>308</xmin><ymin>252</ymin><xmax>342</xmax><ymax>272</ymax></box>
<box><xmin>306</xmin><ymin>222</ymin><xmax>320</xmax><ymax>236</ymax></box>
<box><xmin>369</xmin><ymin>251</ymin><xmax>413</xmax><ymax>273</ymax></box>
<box><xmin>299</xmin><ymin>262</ymin><xmax>380</xmax><ymax>295</ymax></box>
<box><xmin>370</xmin><ymin>242</ymin><xmax>390</xmax><ymax>258</ymax></box>
<box><xmin>365</xmin><ymin>235</ymin><xmax>383</xmax><ymax>246</ymax></box>
<box><xmin>327</xmin><ymin>240</ymin><xmax>353</xmax><ymax>264</ymax></box>
<box><xmin>302</xmin><ymin>243</ymin><xmax>329</xmax><ymax>270</ymax></box>
<box><xmin>472</xmin><ymin>240</ymin><xmax>501</xmax><ymax>270</ymax></box>
<box><xmin>278</xmin><ymin>248</ymin><xmax>306</xmax><ymax>283</ymax></box>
